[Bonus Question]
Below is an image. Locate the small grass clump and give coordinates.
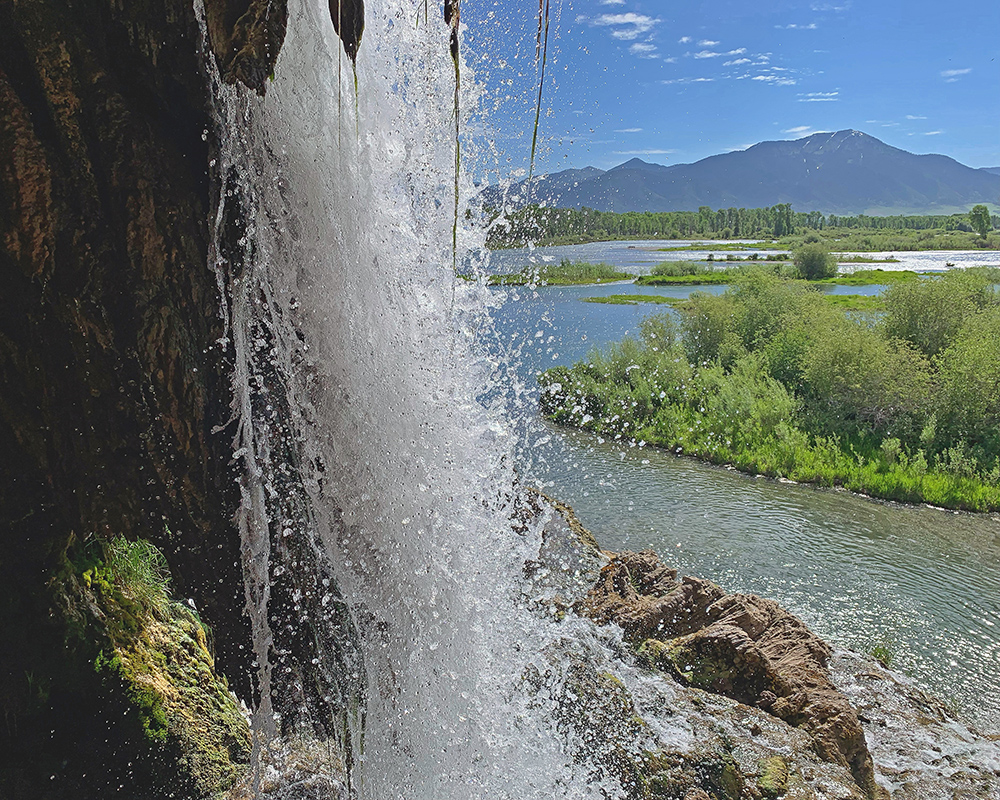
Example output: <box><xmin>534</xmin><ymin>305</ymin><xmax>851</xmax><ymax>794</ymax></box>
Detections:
<box><xmin>582</xmin><ymin>294</ymin><xmax>685</xmax><ymax>306</ymax></box>
<box><xmin>489</xmin><ymin>258</ymin><xmax>634</xmax><ymax>286</ymax></box>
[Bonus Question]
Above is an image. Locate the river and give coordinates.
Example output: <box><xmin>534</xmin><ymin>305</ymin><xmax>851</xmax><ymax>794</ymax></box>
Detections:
<box><xmin>483</xmin><ymin>238</ymin><xmax>1000</xmax><ymax>275</ymax></box>
<box><xmin>485</xmin><ymin>243</ymin><xmax>1000</xmax><ymax>735</ymax></box>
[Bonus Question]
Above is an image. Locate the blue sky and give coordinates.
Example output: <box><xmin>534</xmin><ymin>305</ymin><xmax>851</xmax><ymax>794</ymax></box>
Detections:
<box><xmin>463</xmin><ymin>0</ymin><xmax>1000</xmax><ymax>179</ymax></box>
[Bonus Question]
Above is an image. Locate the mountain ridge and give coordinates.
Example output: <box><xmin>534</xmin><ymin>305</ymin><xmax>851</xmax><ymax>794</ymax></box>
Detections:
<box><xmin>487</xmin><ymin>131</ymin><xmax>1000</xmax><ymax>216</ymax></box>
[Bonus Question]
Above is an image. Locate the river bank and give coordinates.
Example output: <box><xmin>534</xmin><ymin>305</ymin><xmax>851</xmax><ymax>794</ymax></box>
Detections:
<box><xmin>484</xmin><ymin>265</ymin><xmax>1000</xmax><ymax>736</ymax></box>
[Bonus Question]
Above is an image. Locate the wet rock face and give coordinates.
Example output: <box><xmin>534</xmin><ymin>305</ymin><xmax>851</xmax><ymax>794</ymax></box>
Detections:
<box><xmin>0</xmin><ymin>0</ymin><xmax>292</xmax><ymax>794</ymax></box>
<box><xmin>577</xmin><ymin>550</ymin><xmax>886</xmax><ymax>799</ymax></box>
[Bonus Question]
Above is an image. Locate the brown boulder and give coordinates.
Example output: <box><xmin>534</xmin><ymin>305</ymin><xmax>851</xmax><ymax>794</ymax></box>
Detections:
<box><xmin>577</xmin><ymin>550</ymin><xmax>887</xmax><ymax>800</ymax></box>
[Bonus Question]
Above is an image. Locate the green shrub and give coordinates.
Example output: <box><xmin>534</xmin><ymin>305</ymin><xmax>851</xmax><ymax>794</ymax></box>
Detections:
<box><xmin>793</xmin><ymin>243</ymin><xmax>837</xmax><ymax>280</ymax></box>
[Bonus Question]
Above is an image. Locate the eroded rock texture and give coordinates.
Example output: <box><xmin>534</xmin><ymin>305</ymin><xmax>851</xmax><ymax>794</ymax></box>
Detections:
<box><xmin>577</xmin><ymin>550</ymin><xmax>887</xmax><ymax>800</ymax></box>
<box><xmin>0</xmin><ymin>0</ymin><xmax>287</xmax><ymax>794</ymax></box>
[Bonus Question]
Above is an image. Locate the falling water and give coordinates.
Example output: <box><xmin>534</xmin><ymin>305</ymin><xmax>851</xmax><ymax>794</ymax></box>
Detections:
<box><xmin>196</xmin><ymin>0</ymin><xmax>1000</xmax><ymax>797</ymax></box>
<box><xmin>201</xmin><ymin>0</ymin><xmax>621</xmax><ymax>797</ymax></box>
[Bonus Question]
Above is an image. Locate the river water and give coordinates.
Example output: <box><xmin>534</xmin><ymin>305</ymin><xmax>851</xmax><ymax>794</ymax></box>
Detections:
<box><xmin>484</xmin><ymin>245</ymin><xmax>1000</xmax><ymax>735</ymax></box>
<box><xmin>484</xmin><ymin>238</ymin><xmax>1000</xmax><ymax>275</ymax></box>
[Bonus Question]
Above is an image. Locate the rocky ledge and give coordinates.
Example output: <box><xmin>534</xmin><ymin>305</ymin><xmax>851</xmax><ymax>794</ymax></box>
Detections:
<box><xmin>531</xmin><ymin>497</ymin><xmax>1000</xmax><ymax>800</ymax></box>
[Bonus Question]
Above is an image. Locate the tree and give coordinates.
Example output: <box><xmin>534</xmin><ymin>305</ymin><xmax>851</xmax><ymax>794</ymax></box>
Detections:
<box><xmin>969</xmin><ymin>204</ymin><xmax>992</xmax><ymax>238</ymax></box>
<box><xmin>793</xmin><ymin>243</ymin><xmax>837</xmax><ymax>280</ymax></box>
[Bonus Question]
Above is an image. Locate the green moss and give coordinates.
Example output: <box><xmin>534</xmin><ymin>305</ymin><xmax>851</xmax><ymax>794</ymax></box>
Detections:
<box><xmin>69</xmin><ymin>536</ymin><xmax>250</xmax><ymax>791</ymax></box>
<box><xmin>758</xmin><ymin>756</ymin><xmax>790</xmax><ymax>797</ymax></box>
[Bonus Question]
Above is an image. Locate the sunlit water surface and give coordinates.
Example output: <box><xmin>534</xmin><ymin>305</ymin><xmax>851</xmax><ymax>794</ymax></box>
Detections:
<box><xmin>484</xmin><ymin>238</ymin><xmax>1000</xmax><ymax>275</ymax></box>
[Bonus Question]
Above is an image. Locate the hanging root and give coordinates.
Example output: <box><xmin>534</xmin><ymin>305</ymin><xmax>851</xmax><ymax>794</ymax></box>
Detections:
<box><xmin>329</xmin><ymin>0</ymin><xmax>366</xmax><ymax>141</ymax></box>
<box><xmin>528</xmin><ymin>0</ymin><xmax>550</xmax><ymax>197</ymax></box>
<box><xmin>444</xmin><ymin>0</ymin><xmax>461</xmax><ymax>272</ymax></box>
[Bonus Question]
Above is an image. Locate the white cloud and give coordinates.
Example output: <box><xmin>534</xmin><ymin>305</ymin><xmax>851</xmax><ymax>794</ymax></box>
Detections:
<box><xmin>811</xmin><ymin>2</ymin><xmax>850</xmax><ymax>10</ymax></box>
<box><xmin>724</xmin><ymin>58</ymin><xmax>752</xmax><ymax>66</ymax></box>
<box><xmin>753</xmin><ymin>75</ymin><xmax>797</xmax><ymax>86</ymax></box>
<box><xmin>600</xmin><ymin>0</ymin><xmax>625</xmax><ymax>4</ymax></box>
<box><xmin>614</xmin><ymin>149</ymin><xmax>677</xmax><ymax>155</ymax></box>
<box><xmin>698</xmin><ymin>39</ymin><xmax>720</xmax><ymax>46</ymax></box>
<box><xmin>615</xmin><ymin>128</ymin><xmax>643</xmax><ymax>133</ymax></box>
<box><xmin>905</xmin><ymin>115</ymin><xmax>927</xmax><ymax>120</ymax></box>
<box><xmin>661</xmin><ymin>77</ymin><xmax>716</xmax><ymax>85</ymax></box>
<box><xmin>941</xmin><ymin>68</ymin><xmax>972</xmax><ymax>82</ymax></box>
<box><xmin>695</xmin><ymin>47</ymin><xmax>746</xmax><ymax>59</ymax></box>
<box><xmin>798</xmin><ymin>91</ymin><xmax>839</xmax><ymax>101</ymax></box>
<box><xmin>593</xmin><ymin>13</ymin><xmax>660</xmax><ymax>40</ymax></box>
<box><xmin>783</xmin><ymin>126</ymin><xmax>825</xmax><ymax>137</ymax></box>
<box><xmin>630</xmin><ymin>42</ymin><xmax>659</xmax><ymax>57</ymax></box>
<box><xmin>924</xmin><ymin>130</ymin><xmax>944</xmax><ymax>135</ymax></box>
<box><xmin>678</xmin><ymin>36</ymin><xmax>692</xmax><ymax>43</ymax></box>
<box><xmin>777</xmin><ymin>23</ymin><xmax>818</xmax><ymax>29</ymax></box>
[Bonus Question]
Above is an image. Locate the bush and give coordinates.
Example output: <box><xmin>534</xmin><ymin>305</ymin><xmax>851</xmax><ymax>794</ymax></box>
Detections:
<box><xmin>793</xmin><ymin>243</ymin><xmax>837</xmax><ymax>280</ymax></box>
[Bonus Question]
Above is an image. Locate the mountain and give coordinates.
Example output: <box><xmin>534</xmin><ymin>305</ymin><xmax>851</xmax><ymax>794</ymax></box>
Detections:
<box><xmin>492</xmin><ymin>131</ymin><xmax>1000</xmax><ymax>216</ymax></box>
<box><xmin>981</xmin><ymin>167</ymin><xmax>1000</xmax><ymax>176</ymax></box>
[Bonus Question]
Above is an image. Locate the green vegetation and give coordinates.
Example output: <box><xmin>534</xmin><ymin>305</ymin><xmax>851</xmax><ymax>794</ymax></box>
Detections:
<box><xmin>489</xmin><ymin>258</ymin><xmax>634</xmax><ymax>286</ymax></box>
<box><xmin>582</xmin><ymin>294</ymin><xmax>685</xmax><ymax>306</ymax></box>
<box><xmin>821</xmin><ymin>294</ymin><xmax>883</xmax><ymax>312</ymax></box>
<box><xmin>636</xmin><ymin>260</ymin><xmax>788</xmax><ymax>286</ymax></box>
<box><xmin>539</xmin><ymin>269</ymin><xmax>1000</xmax><ymax>511</ymax></box>
<box><xmin>793</xmin><ymin>242</ymin><xmax>837</xmax><ymax>280</ymax></box>
<box><xmin>837</xmin><ymin>255</ymin><xmax>901</xmax><ymax>264</ymax></box>
<box><xmin>970</xmin><ymin>204</ymin><xmax>993</xmax><ymax>239</ymax></box>
<box><xmin>74</xmin><ymin>535</ymin><xmax>251</xmax><ymax>785</ymax></box>
<box><xmin>487</xmin><ymin>202</ymin><xmax>1000</xmax><ymax>249</ymax></box>
<box><xmin>821</xmin><ymin>269</ymin><xmax>921</xmax><ymax>286</ymax></box>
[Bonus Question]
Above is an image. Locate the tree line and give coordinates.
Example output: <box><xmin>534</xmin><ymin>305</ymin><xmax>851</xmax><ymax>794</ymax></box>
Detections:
<box><xmin>486</xmin><ymin>203</ymin><xmax>999</xmax><ymax>247</ymax></box>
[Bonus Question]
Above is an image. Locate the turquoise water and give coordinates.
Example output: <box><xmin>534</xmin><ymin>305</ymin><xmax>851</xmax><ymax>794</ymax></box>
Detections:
<box><xmin>487</xmin><ymin>270</ymin><xmax>1000</xmax><ymax>735</ymax></box>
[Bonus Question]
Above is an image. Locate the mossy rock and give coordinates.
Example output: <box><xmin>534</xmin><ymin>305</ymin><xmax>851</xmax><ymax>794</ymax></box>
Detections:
<box><xmin>95</xmin><ymin>602</ymin><xmax>251</xmax><ymax>792</ymax></box>
<box><xmin>637</xmin><ymin>748</ymin><xmax>745</xmax><ymax>800</ymax></box>
<box><xmin>757</xmin><ymin>756</ymin><xmax>790</xmax><ymax>797</ymax></box>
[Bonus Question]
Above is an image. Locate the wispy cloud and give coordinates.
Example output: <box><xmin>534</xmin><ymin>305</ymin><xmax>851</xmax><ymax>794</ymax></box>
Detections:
<box><xmin>693</xmin><ymin>47</ymin><xmax>746</xmax><ymax>59</ymax></box>
<box><xmin>600</xmin><ymin>0</ymin><xmax>625</xmax><ymax>4</ymax></box>
<box><xmin>661</xmin><ymin>77</ymin><xmax>716</xmax><ymax>85</ymax></box>
<box><xmin>592</xmin><ymin>12</ymin><xmax>660</xmax><ymax>40</ymax></box>
<box><xmin>811</xmin><ymin>2</ymin><xmax>850</xmax><ymax>10</ymax></box>
<box><xmin>629</xmin><ymin>42</ymin><xmax>659</xmax><ymax>58</ymax></box>
<box><xmin>777</xmin><ymin>23</ymin><xmax>818</xmax><ymax>29</ymax></box>
<box><xmin>753</xmin><ymin>74</ymin><xmax>797</xmax><ymax>86</ymax></box>
<box><xmin>698</xmin><ymin>39</ymin><xmax>720</xmax><ymax>46</ymax></box>
<box><xmin>905</xmin><ymin>114</ymin><xmax>927</xmax><ymax>120</ymax></box>
<box><xmin>941</xmin><ymin>68</ymin><xmax>972</xmax><ymax>82</ymax></box>
<box><xmin>724</xmin><ymin>58</ymin><xmax>752</xmax><ymax>66</ymax></box>
<box><xmin>783</xmin><ymin>125</ymin><xmax>824</xmax><ymax>136</ymax></box>
<box><xmin>615</xmin><ymin>128</ymin><xmax>643</xmax><ymax>133</ymax></box>
<box><xmin>924</xmin><ymin>130</ymin><xmax>944</xmax><ymax>135</ymax></box>
<box><xmin>678</xmin><ymin>36</ymin><xmax>692</xmax><ymax>44</ymax></box>
<box><xmin>798</xmin><ymin>91</ymin><xmax>839</xmax><ymax>101</ymax></box>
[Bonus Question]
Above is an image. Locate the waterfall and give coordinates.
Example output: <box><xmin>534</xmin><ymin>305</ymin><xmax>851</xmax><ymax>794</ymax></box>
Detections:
<box><xmin>202</xmin><ymin>0</ymin><xmax>615</xmax><ymax>796</ymax></box>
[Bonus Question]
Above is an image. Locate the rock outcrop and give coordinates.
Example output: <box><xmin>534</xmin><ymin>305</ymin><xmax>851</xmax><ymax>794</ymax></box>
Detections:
<box><xmin>576</xmin><ymin>550</ymin><xmax>887</xmax><ymax>799</ymax></box>
<box><xmin>0</xmin><ymin>0</ymin><xmax>289</xmax><ymax>794</ymax></box>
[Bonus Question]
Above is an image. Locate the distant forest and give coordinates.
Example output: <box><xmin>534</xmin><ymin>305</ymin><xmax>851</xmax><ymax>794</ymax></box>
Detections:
<box><xmin>486</xmin><ymin>203</ymin><xmax>1000</xmax><ymax>248</ymax></box>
